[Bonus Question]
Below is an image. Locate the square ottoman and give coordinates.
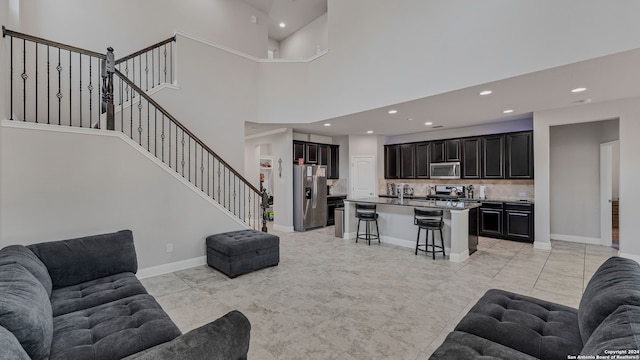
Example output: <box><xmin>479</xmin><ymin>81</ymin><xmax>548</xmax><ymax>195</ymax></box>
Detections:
<box><xmin>206</xmin><ymin>230</ymin><xmax>279</xmax><ymax>278</ymax></box>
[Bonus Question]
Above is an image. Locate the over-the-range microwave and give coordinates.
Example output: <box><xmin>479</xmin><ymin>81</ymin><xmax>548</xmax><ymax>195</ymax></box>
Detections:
<box><xmin>430</xmin><ymin>162</ymin><xmax>461</xmax><ymax>179</ymax></box>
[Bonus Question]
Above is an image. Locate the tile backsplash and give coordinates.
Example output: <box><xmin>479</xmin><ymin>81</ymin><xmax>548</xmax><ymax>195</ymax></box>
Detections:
<box><xmin>378</xmin><ymin>179</ymin><xmax>534</xmax><ymax>201</ymax></box>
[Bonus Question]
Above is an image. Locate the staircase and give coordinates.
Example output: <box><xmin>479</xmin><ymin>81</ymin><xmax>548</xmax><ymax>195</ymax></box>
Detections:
<box><xmin>2</xmin><ymin>27</ymin><xmax>266</xmax><ymax>232</ymax></box>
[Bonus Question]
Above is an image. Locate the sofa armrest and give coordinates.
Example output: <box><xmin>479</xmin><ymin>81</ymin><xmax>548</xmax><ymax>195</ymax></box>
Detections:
<box><xmin>27</xmin><ymin>230</ymin><xmax>137</xmax><ymax>288</ymax></box>
<box><xmin>123</xmin><ymin>310</ymin><xmax>251</xmax><ymax>360</ymax></box>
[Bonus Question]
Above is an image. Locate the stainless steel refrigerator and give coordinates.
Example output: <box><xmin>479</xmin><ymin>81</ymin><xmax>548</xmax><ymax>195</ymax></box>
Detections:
<box><xmin>293</xmin><ymin>164</ymin><xmax>327</xmax><ymax>231</ymax></box>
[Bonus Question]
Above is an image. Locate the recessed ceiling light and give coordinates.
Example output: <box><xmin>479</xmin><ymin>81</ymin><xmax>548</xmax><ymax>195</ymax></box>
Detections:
<box><xmin>425</xmin><ymin>122</ymin><xmax>433</xmax><ymax>126</ymax></box>
<box><xmin>388</xmin><ymin>109</ymin><xmax>398</xmax><ymax>114</ymax></box>
<box><xmin>279</xmin><ymin>22</ymin><xmax>286</xmax><ymax>28</ymax></box>
<box><xmin>323</xmin><ymin>123</ymin><xmax>331</xmax><ymax>127</ymax></box>
<box><xmin>503</xmin><ymin>109</ymin><xmax>514</xmax><ymax>114</ymax></box>
<box><xmin>571</xmin><ymin>87</ymin><xmax>587</xmax><ymax>93</ymax></box>
<box><xmin>407</xmin><ymin>118</ymin><xmax>414</xmax><ymax>121</ymax></box>
<box><xmin>366</xmin><ymin>130</ymin><xmax>374</xmax><ymax>134</ymax></box>
<box><xmin>479</xmin><ymin>90</ymin><xmax>492</xmax><ymax>96</ymax></box>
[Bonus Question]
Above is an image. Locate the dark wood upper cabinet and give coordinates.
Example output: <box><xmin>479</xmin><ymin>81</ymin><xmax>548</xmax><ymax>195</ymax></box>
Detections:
<box><xmin>462</xmin><ymin>138</ymin><xmax>481</xmax><ymax>179</ymax></box>
<box><xmin>431</xmin><ymin>139</ymin><xmax>461</xmax><ymax>163</ymax></box>
<box><xmin>293</xmin><ymin>141</ymin><xmax>305</xmax><ymax>163</ymax></box>
<box><xmin>293</xmin><ymin>141</ymin><xmax>339</xmax><ymax>178</ymax></box>
<box><xmin>329</xmin><ymin>145</ymin><xmax>339</xmax><ymax>179</ymax></box>
<box><xmin>416</xmin><ymin>142</ymin><xmax>430</xmax><ymax>178</ymax></box>
<box><xmin>446</xmin><ymin>139</ymin><xmax>461</xmax><ymax>161</ymax></box>
<box><xmin>506</xmin><ymin>131</ymin><xmax>533</xmax><ymax>179</ymax></box>
<box><xmin>305</xmin><ymin>143</ymin><xmax>318</xmax><ymax>164</ymax></box>
<box><xmin>400</xmin><ymin>143</ymin><xmax>416</xmax><ymax>178</ymax></box>
<box><xmin>431</xmin><ymin>141</ymin><xmax>446</xmax><ymax>163</ymax></box>
<box><xmin>318</xmin><ymin>144</ymin><xmax>329</xmax><ymax>166</ymax></box>
<box><xmin>482</xmin><ymin>135</ymin><xmax>505</xmax><ymax>179</ymax></box>
<box><xmin>384</xmin><ymin>145</ymin><xmax>400</xmax><ymax>179</ymax></box>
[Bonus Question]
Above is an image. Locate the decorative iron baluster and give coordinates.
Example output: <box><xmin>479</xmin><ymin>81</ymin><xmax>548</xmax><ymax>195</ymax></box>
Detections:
<box><xmin>9</xmin><ymin>36</ymin><xmax>13</xmax><ymax>120</ymax></box>
<box><xmin>57</xmin><ymin>48</ymin><xmax>62</xmax><ymax>125</ymax></box>
<box><xmin>181</xmin><ymin>131</ymin><xmax>185</xmax><ymax>177</ymax></box>
<box><xmin>152</xmin><ymin>49</ymin><xmax>155</xmax><ymax>88</ymax></box>
<box><xmin>233</xmin><ymin>177</ymin><xmax>237</xmax><ymax>215</ymax></box>
<box><xmin>163</xmin><ymin>46</ymin><xmax>167</xmax><ymax>83</ymax></box>
<box><xmin>35</xmin><ymin>44</ymin><xmax>38</xmax><ymax>123</ymax></box>
<box><xmin>22</xmin><ymin>39</ymin><xmax>26</xmax><ymax>121</ymax></box>
<box><xmin>154</xmin><ymin>108</ymin><xmax>157</xmax><ymax>156</ymax></box>
<box><xmin>161</xmin><ymin>114</ymin><xmax>165</xmax><ymax>161</ymax></box>
<box><xmin>47</xmin><ymin>46</ymin><xmax>50</xmax><ymax>124</ymax></box>
<box><xmin>200</xmin><ymin>147</ymin><xmax>204</xmax><ymax>191</ymax></box>
<box><xmin>79</xmin><ymin>54</ymin><xmax>82</xmax><ymax>127</ymax></box>
<box><xmin>68</xmin><ymin>50</ymin><xmax>72</xmax><ymax>126</ymax></box>
<box><xmin>88</xmin><ymin>57</ymin><xmax>93</xmax><ymax>127</ymax></box>
<box><xmin>188</xmin><ymin>137</ymin><xmax>191</xmax><ymax>182</ymax></box>
<box><xmin>145</xmin><ymin>52</ymin><xmax>149</xmax><ymax>91</ymax></box>
<box><xmin>217</xmin><ymin>162</ymin><xmax>221</xmax><ymax>202</ymax></box>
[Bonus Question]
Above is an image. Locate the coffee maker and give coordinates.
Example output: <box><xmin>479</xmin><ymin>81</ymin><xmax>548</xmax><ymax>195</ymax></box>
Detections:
<box><xmin>386</xmin><ymin>183</ymin><xmax>396</xmax><ymax>196</ymax></box>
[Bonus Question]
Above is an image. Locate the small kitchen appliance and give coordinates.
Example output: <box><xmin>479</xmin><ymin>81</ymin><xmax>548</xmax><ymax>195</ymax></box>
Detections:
<box><xmin>386</xmin><ymin>183</ymin><xmax>396</xmax><ymax>196</ymax></box>
<box><xmin>426</xmin><ymin>185</ymin><xmax>466</xmax><ymax>201</ymax></box>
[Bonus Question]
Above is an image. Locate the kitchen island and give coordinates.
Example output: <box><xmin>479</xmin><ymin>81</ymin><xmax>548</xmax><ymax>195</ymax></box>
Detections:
<box><xmin>343</xmin><ymin>197</ymin><xmax>480</xmax><ymax>262</ymax></box>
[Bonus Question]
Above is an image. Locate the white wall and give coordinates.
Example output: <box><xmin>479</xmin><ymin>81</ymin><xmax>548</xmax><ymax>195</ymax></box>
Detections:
<box><xmin>279</xmin><ymin>13</ymin><xmax>328</xmax><ymax>59</ymax></box>
<box><xmin>533</xmin><ymin>98</ymin><xmax>640</xmax><ymax>259</ymax></box>
<box><xmin>18</xmin><ymin>0</ymin><xmax>269</xmax><ymax>58</ymax></box>
<box><xmin>257</xmin><ymin>1</ymin><xmax>640</xmax><ymax>125</ymax></box>
<box><xmin>244</xmin><ymin>129</ymin><xmax>294</xmax><ymax>232</ymax></box>
<box><xmin>549</xmin><ymin>120</ymin><xmax>618</xmax><ymax>241</ymax></box>
<box><xmin>0</xmin><ymin>123</ymin><xmax>245</xmax><ymax>268</ymax></box>
<box><xmin>151</xmin><ymin>34</ymin><xmax>259</xmax><ymax>171</ymax></box>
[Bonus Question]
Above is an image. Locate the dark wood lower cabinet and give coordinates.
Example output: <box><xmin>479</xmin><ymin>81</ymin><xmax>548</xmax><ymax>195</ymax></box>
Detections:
<box><xmin>504</xmin><ymin>203</ymin><xmax>534</xmax><ymax>242</ymax></box>
<box><xmin>479</xmin><ymin>203</ymin><xmax>503</xmax><ymax>238</ymax></box>
<box><xmin>479</xmin><ymin>201</ymin><xmax>534</xmax><ymax>243</ymax></box>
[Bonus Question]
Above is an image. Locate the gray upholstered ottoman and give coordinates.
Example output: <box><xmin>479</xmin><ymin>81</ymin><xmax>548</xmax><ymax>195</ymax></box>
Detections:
<box><xmin>206</xmin><ymin>229</ymin><xmax>279</xmax><ymax>278</ymax></box>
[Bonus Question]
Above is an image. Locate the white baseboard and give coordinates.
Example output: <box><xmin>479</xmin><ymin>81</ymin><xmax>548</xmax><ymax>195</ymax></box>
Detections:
<box><xmin>136</xmin><ymin>256</ymin><xmax>206</xmax><ymax>279</ymax></box>
<box><xmin>534</xmin><ymin>241</ymin><xmax>552</xmax><ymax>250</ymax></box>
<box><xmin>550</xmin><ymin>233</ymin><xmax>602</xmax><ymax>245</ymax></box>
<box><xmin>273</xmin><ymin>224</ymin><xmax>294</xmax><ymax>233</ymax></box>
<box><xmin>449</xmin><ymin>249</ymin><xmax>469</xmax><ymax>263</ymax></box>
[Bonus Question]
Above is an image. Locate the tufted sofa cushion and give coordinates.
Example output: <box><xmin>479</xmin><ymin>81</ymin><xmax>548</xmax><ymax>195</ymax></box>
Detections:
<box><xmin>429</xmin><ymin>331</ymin><xmax>538</xmax><ymax>360</ymax></box>
<box><xmin>0</xmin><ymin>244</ymin><xmax>53</xmax><ymax>297</ymax></box>
<box><xmin>0</xmin><ymin>262</ymin><xmax>53</xmax><ymax>360</ymax></box>
<box><xmin>454</xmin><ymin>289</ymin><xmax>582</xmax><ymax>360</ymax></box>
<box><xmin>50</xmin><ymin>294</ymin><xmax>181</xmax><ymax>360</ymax></box>
<box><xmin>0</xmin><ymin>325</ymin><xmax>30</xmax><ymax>360</ymax></box>
<box><xmin>581</xmin><ymin>305</ymin><xmax>640</xmax><ymax>356</ymax></box>
<box><xmin>28</xmin><ymin>229</ymin><xmax>138</xmax><ymax>289</ymax></box>
<box><xmin>50</xmin><ymin>272</ymin><xmax>148</xmax><ymax>317</ymax></box>
<box><xmin>579</xmin><ymin>257</ymin><xmax>640</xmax><ymax>343</ymax></box>
<box><xmin>206</xmin><ymin>229</ymin><xmax>279</xmax><ymax>256</ymax></box>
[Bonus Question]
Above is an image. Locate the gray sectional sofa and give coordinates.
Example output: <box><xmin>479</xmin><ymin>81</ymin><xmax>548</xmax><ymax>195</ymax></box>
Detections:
<box><xmin>430</xmin><ymin>256</ymin><xmax>640</xmax><ymax>359</ymax></box>
<box><xmin>0</xmin><ymin>229</ymin><xmax>251</xmax><ymax>360</ymax></box>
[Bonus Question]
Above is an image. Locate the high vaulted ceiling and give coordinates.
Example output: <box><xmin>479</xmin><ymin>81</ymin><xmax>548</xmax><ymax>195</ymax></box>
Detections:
<box><xmin>240</xmin><ymin>0</ymin><xmax>327</xmax><ymax>41</ymax></box>
<box><xmin>245</xmin><ymin>46</ymin><xmax>640</xmax><ymax>138</ymax></box>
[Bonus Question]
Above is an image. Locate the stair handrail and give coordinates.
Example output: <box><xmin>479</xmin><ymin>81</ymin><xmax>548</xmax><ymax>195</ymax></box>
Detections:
<box><xmin>3</xmin><ymin>26</ymin><xmax>266</xmax><ymax>230</ymax></box>
<box><xmin>115</xmin><ymin>36</ymin><xmax>176</xmax><ymax>65</ymax></box>
<box><xmin>113</xmin><ymin>68</ymin><xmax>260</xmax><ymax>194</ymax></box>
<box><xmin>2</xmin><ymin>26</ymin><xmax>106</xmax><ymax>59</ymax></box>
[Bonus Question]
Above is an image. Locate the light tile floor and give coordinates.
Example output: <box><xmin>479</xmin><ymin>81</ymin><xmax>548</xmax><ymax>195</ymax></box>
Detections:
<box><xmin>141</xmin><ymin>227</ymin><xmax>618</xmax><ymax>360</ymax></box>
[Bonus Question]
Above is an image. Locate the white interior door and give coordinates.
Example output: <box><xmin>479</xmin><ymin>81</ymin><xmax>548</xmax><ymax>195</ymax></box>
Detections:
<box><xmin>351</xmin><ymin>156</ymin><xmax>376</xmax><ymax>198</ymax></box>
<box><xmin>600</xmin><ymin>141</ymin><xmax>616</xmax><ymax>246</ymax></box>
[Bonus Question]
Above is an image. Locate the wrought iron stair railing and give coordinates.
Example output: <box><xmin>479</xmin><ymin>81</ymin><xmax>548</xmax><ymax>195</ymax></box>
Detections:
<box><xmin>2</xmin><ymin>26</ymin><xmax>266</xmax><ymax>231</ymax></box>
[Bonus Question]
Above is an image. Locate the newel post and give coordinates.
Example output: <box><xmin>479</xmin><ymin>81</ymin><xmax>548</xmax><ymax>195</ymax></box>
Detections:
<box><xmin>101</xmin><ymin>47</ymin><xmax>115</xmax><ymax>130</ymax></box>
<box><xmin>261</xmin><ymin>188</ymin><xmax>269</xmax><ymax>233</ymax></box>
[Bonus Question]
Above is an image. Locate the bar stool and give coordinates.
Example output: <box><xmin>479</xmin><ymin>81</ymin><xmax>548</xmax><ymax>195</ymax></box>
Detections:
<box><xmin>414</xmin><ymin>208</ymin><xmax>445</xmax><ymax>259</ymax></box>
<box><xmin>355</xmin><ymin>203</ymin><xmax>380</xmax><ymax>246</ymax></box>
